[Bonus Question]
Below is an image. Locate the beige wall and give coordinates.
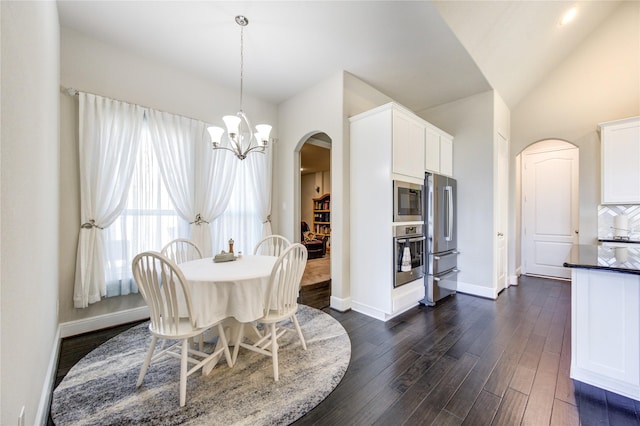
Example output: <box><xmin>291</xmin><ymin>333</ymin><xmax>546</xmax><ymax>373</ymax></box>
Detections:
<box><xmin>58</xmin><ymin>28</ymin><xmax>278</xmax><ymax>324</ymax></box>
<box><xmin>1</xmin><ymin>2</ymin><xmax>60</xmax><ymax>424</ymax></box>
<box><xmin>420</xmin><ymin>91</ymin><xmax>496</xmax><ymax>294</ymax></box>
<box><xmin>510</xmin><ymin>1</ymin><xmax>640</xmax><ymax>272</ymax></box>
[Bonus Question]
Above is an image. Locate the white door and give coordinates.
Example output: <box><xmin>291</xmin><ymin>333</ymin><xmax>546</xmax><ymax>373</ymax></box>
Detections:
<box><xmin>522</xmin><ymin>142</ymin><xmax>579</xmax><ymax>279</ymax></box>
<box><xmin>496</xmin><ymin>132</ymin><xmax>508</xmax><ymax>291</ymax></box>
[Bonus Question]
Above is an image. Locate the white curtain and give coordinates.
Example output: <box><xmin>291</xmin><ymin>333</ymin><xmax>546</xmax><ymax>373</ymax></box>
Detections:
<box><xmin>248</xmin><ymin>144</ymin><xmax>273</xmax><ymax>238</ymax></box>
<box><xmin>147</xmin><ymin>110</ymin><xmax>237</xmax><ymax>257</ymax></box>
<box><xmin>210</xmin><ymin>151</ymin><xmax>269</xmax><ymax>255</ymax></box>
<box><xmin>74</xmin><ymin>93</ymin><xmax>145</xmax><ymax>308</ymax></box>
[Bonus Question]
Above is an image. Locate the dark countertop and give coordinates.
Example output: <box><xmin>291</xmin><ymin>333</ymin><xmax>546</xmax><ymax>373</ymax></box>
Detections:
<box><xmin>598</xmin><ymin>238</ymin><xmax>640</xmax><ymax>244</ymax></box>
<box><xmin>564</xmin><ymin>244</ymin><xmax>640</xmax><ymax>275</ymax></box>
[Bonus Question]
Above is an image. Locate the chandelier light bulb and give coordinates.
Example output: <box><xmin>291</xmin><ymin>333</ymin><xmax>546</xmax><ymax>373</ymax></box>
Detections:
<box><xmin>256</xmin><ymin>124</ymin><xmax>272</xmax><ymax>146</ymax></box>
<box><xmin>207</xmin><ymin>126</ymin><xmax>224</xmax><ymax>147</ymax></box>
<box><xmin>223</xmin><ymin>115</ymin><xmax>241</xmax><ymax>137</ymax></box>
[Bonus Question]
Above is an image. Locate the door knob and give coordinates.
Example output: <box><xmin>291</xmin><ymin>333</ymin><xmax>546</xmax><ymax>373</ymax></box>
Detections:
<box><xmin>575</xmin><ymin>230</ymin><xmax>579</xmax><ymax>234</ymax></box>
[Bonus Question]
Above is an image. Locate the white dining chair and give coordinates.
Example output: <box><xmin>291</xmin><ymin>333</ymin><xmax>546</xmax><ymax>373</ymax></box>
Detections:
<box><xmin>132</xmin><ymin>251</ymin><xmax>233</xmax><ymax>407</ymax></box>
<box><xmin>253</xmin><ymin>234</ymin><xmax>291</xmax><ymax>257</ymax></box>
<box><xmin>161</xmin><ymin>238</ymin><xmax>202</xmax><ymax>264</ymax></box>
<box><xmin>233</xmin><ymin>243</ymin><xmax>308</xmax><ymax>381</ymax></box>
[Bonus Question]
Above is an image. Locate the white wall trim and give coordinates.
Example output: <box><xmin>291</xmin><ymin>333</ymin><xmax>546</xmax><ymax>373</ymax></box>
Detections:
<box><xmin>456</xmin><ymin>280</ymin><xmax>498</xmax><ymax>300</ymax></box>
<box><xmin>509</xmin><ymin>268</ymin><xmax>521</xmax><ymax>286</ymax></box>
<box><xmin>36</xmin><ymin>326</ymin><xmax>61</xmax><ymax>426</ymax></box>
<box><xmin>351</xmin><ymin>299</ymin><xmax>421</xmax><ymax>322</ymax></box>
<box><xmin>329</xmin><ymin>295</ymin><xmax>351</xmax><ymax>312</ymax></box>
<box><xmin>351</xmin><ymin>301</ymin><xmax>387</xmax><ymax>321</ymax></box>
<box><xmin>59</xmin><ymin>306</ymin><xmax>150</xmax><ymax>338</ymax></box>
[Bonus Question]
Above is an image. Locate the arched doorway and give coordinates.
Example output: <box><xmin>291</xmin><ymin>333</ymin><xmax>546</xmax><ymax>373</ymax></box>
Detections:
<box><xmin>298</xmin><ymin>132</ymin><xmax>331</xmax><ymax>308</ymax></box>
<box><xmin>519</xmin><ymin>139</ymin><xmax>579</xmax><ymax>280</ymax></box>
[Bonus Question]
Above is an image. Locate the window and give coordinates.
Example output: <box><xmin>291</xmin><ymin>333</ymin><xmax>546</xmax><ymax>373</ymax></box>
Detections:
<box><xmin>103</xmin><ymin>128</ymin><xmax>189</xmax><ymax>297</ymax></box>
<box><xmin>210</xmin><ymin>160</ymin><xmax>263</xmax><ymax>256</ymax></box>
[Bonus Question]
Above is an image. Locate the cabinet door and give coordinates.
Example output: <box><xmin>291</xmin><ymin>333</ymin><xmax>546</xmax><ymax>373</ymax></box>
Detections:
<box><xmin>425</xmin><ymin>127</ymin><xmax>440</xmax><ymax>173</ymax></box>
<box><xmin>602</xmin><ymin>119</ymin><xmax>640</xmax><ymax>204</ymax></box>
<box><xmin>393</xmin><ymin>110</ymin><xmax>425</xmax><ymax>179</ymax></box>
<box><xmin>440</xmin><ymin>135</ymin><xmax>453</xmax><ymax>177</ymax></box>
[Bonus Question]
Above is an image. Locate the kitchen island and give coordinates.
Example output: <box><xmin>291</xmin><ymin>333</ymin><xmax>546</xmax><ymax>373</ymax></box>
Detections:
<box><xmin>564</xmin><ymin>244</ymin><xmax>640</xmax><ymax>401</ymax></box>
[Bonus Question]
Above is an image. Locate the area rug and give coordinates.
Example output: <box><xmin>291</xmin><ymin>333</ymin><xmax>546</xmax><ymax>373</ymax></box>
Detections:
<box><xmin>51</xmin><ymin>305</ymin><xmax>350</xmax><ymax>425</ymax></box>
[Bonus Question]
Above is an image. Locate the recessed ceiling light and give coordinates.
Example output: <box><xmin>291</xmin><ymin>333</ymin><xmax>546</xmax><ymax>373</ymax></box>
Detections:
<box><xmin>560</xmin><ymin>6</ymin><xmax>578</xmax><ymax>26</ymax></box>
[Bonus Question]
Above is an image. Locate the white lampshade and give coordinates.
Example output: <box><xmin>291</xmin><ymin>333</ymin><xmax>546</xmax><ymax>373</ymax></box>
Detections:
<box><xmin>207</xmin><ymin>126</ymin><xmax>224</xmax><ymax>145</ymax></box>
<box><xmin>255</xmin><ymin>124</ymin><xmax>272</xmax><ymax>145</ymax></box>
<box><xmin>223</xmin><ymin>115</ymin><xmax>241</xmax><ymax>136</ymax></box>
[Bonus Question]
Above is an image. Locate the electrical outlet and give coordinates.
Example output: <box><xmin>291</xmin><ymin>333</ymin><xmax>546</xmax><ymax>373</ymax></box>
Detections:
<box><xmin>18</xmin><ymin>406</ymin><xmax>25</xmax><ymax>426</ymax></box>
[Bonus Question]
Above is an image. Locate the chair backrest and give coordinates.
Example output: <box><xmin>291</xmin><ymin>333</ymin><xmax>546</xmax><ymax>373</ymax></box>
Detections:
<box><xmin>132</xmin><ymin>251</ymin><xmax>195</xmax><ymax>335</ymax></box>
<box><xmin>264</xmin><ymin>243</ymin><xmax>308</xmax><ymax>318</ymax></box>
<box><xmin>161</xmin><ymin>238</ymin><xmax>202</xmax><ymax>264</ymax></box>
<box><xmin>253</xmin><ymin>235</ymin><xmax>291</xmax><ymax>257</ymax></box>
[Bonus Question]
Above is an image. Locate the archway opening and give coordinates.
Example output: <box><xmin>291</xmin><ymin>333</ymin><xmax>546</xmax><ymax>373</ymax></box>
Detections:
<box><xmin>298</xmin><ymin>132</ymin><xmax>331</xmax><ymax>309</ymax></box>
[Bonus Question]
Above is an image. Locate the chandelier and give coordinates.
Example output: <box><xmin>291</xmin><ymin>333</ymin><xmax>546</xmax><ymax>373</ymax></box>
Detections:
<box><xmin>207</xmin><ymin>15</ymin><xmax>272</xmax><ymax>160</ymax></box>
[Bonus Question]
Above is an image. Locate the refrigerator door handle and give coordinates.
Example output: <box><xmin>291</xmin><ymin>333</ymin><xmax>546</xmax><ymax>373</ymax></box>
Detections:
<box><xmin>444</xmin><ymin>185</ymin><xmax>453</xmax><ymax>241</ymax></box>
<box><xmin>433</xmin><ymin>251</ymin><xmax>459</xmax><ymax>260</ymax></box>
<box><xmin>433</xmin><ymin>268</ymin><xmax>460</xmax><ymax>281</ymax></box>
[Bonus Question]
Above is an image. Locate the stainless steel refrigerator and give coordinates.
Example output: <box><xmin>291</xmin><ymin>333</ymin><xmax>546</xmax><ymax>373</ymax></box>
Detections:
<box><xmin>421</xmin><ymin>172</ymin><xmax>459</xmax><ymax>306</ymax></box>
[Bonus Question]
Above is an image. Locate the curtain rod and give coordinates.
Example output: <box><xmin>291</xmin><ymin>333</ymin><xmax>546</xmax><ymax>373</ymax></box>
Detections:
<box><xmin>59</xmin><ymin>86</ymin><xmax>214</xmax><ymax>128</ymax></box>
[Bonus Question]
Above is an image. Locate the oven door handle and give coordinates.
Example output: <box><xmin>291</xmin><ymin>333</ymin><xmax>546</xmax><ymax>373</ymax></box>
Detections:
<box><xmin>398</xmin><ymin>236</ymin><xmax>426</xmax><ymax>244</ymax></box>
<box><xmin>433</xmin><ymin>269</ymin><xmax>460</xmax><ymax>281</ymax></box>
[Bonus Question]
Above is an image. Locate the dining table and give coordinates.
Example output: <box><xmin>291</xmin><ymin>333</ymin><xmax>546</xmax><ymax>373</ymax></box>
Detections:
<box><xmin>177</xmin><ymin>254</ymin><xmax>278</xmax><ymax>372</ymax></box>
<box><xmin>177</xmin><ymin>254</ymin><xmax>278</xmax><ymax>328</ymax></box>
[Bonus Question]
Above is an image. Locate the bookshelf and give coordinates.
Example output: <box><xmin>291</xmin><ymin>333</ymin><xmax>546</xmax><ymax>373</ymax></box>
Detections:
<box><xmin>312</xmin><ymin>193</ymin><xmax>331</xmax><ymax>238</ymax></box>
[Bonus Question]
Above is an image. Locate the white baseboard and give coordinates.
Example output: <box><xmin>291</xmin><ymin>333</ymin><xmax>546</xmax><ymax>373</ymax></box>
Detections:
<box><xmin>351</xmin><ymin>301</ymin><xmax>387</xmax><ymax>321</ymax></box>
<box><xmin>329</xmin><ymin>295</ymin><xmax>351</xmax><ymax>312</ymax></box>
<box><xmin>456</xmin><ymin>280</ymin><xmax>498</xmax><ymax>300</ymax></box>
<box><xmin>59</xmin><ymin>306</ymin><xmax>150</xmax><ymax>338</ymax></box>
<box><xmin>37</xmin><ymin>326</ymin><xmax>61</xmax><ymax>426</ymax></box>
<box><xmin>509</xmin><ymin>267</ymin><xmax>521</xmax><ymax>285</ymax></box>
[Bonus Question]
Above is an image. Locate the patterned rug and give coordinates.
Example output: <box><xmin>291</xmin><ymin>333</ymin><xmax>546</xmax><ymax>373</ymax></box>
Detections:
<box><xmin>51</xmin><ymin>305</ymin><xmax>350</xmax><ymax>425</ymax></box>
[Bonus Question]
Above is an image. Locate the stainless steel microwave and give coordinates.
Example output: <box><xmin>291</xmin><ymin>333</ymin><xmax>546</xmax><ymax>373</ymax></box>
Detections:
<box><xmin>393</xmin><ymin>180</ymin><xmax>424</xmax><ymax>222</ymax></box>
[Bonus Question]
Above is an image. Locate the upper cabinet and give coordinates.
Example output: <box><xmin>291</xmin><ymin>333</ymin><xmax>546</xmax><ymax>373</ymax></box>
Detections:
<box><xmin>392</xmin><ymin>108</ymin><xmax>426</xmax><ymax>180</ymax></box>
<box><xmin>425</xmin><ymin>125</ymin><xmax>453</xmax><ymax>177</ymax></box>
<box><xmin>600</xmin><ymin>117</ymin><xmax>640</xmax><ymax>204</ymax></box>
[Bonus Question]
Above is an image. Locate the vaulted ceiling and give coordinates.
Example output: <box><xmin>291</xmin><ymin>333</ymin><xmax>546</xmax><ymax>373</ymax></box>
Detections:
<box><xmin>57</xmin><ymin>1</ymin><xmax>623</xmax><ymax>113</ymax></box>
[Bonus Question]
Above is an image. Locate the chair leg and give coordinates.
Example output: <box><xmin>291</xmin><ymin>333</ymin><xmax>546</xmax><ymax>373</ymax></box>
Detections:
<box><xmin>291</xmin><ymin>314</ymin><xmax>307</xmax><ymax>350</ymax></box>
<box><xmin>271</xmin><ymin>323</ymin><xmax>279</xmax><ymax>381</ymax></box>
<box><xmin>180</xmin><ymin>339</ymin><xmax>188</xmax><ymax>407</ymax></box>
<box><xmin>137</xmin><ymin>335</ymin><xmax>158</xmax><ymax>387</ymax></box>
<box><xmin>232</xmin><ymin>322</ymin><xmax>246</xmax><ymax>365</ymax></box>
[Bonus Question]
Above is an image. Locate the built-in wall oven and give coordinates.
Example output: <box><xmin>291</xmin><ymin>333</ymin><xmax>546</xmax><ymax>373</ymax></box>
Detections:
<box><xmin>393</xmin><ymin>224</ymin><xmax>426</xmax><ymax>287</ymax></box>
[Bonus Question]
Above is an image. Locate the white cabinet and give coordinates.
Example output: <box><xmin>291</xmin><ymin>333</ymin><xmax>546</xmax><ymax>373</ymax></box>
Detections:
<box><xmin>392</xmin><ymin>109</ymin><xmax>425</xmax><ymax>180</ymax></box>
<box><xmin>425</xmin><ymin>125</ymin><xmax>453</xmax><ymax>177</ymax></box>
<box><xmin>571</xmin><ymin>268</ymin><xmax>640</xmax><ymax>400</ymax></box>
<box><xmin>440</xmin><ymin>134</ymin><xmax>453</xmax><ymax>177</ymax></box>
<box><xmin>349</xmin><ymin>102</ymin><xmax>431</xmax><ymax>321</ymax></box>
<box><xmin>600</xmin><ymin>117</ymin><xmax>640</xmax><ymax>204</ymax></box>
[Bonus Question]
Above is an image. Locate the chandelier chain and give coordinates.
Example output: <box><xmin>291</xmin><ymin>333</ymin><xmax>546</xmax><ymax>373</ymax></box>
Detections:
<box><xmin>239</xmin><ymin>23</ymin><xmax>244</xmax><ymax>112</ymax></box>
<box><xmin>206</xmin><ymin>15</ymin><xmax>271</xmax><ymax>160</ymax></box>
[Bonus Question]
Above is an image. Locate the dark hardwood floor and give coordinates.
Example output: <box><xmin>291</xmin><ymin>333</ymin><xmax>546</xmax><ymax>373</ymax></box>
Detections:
<box><xmin>51</xmin><ymin>276</ymin><xmax>640</xmax><ymax>425</ymax></box>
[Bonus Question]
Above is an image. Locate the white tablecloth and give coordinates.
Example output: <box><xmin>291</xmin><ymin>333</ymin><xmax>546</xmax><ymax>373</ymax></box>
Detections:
<box><xmin>178</xmin><ymin>255</ymin><xmax>277</xmax><ymax>327</ymax></box>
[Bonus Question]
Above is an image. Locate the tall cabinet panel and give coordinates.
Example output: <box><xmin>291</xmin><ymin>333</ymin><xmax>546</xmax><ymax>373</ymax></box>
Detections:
<box><xmin>350</xmin><ymin>102</ymin><xmax>453</xmax><ymax>321</ymax></box>
<box><xmin>600</xmin><ymin>117</ymin><xmax>640</xmax><ymax>204</ymax></box>
<box><xmin>425</xmin><ymin>125</ymin><xmax>454</xmax><ymax>177</ymax></box>
<box><xmin>392</xmin><ymin>109</ymin><xmax>426</xmax><ymax>180</ymax></box>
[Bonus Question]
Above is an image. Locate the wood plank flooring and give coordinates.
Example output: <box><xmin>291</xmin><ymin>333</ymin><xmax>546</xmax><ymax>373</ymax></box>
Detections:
<box><xmin>294</xmin><ymin>275</ymin><xmax>640</xmax><ymax>425</ymax></box>
<box><xmin>50</xmin><ymin>275</ymin><xmax>640</xmax><ymax>425</ymax></box>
